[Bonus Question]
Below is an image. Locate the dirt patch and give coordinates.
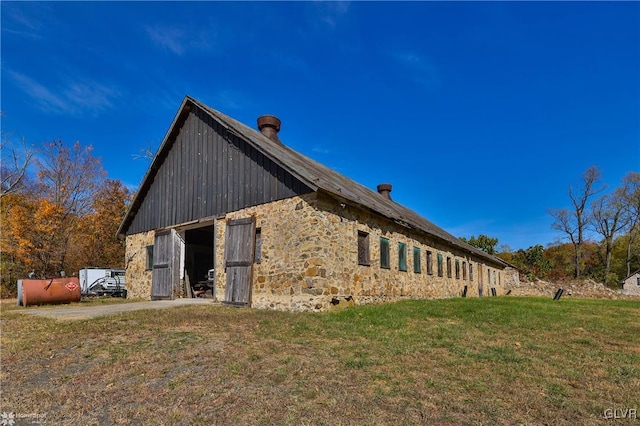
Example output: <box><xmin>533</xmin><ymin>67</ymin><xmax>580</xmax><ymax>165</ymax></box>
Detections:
<box><xmin>8</xmin><ymin>298</ymin><xmax>212</xmax><ymax>320</ymax></box>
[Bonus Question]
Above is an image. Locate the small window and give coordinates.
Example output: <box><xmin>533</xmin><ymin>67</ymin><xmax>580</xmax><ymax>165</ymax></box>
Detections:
<box><xmin>255</xmin><ymin>228</ymin><xmax>262</xmax><ymax>263</ymax></box>
<box><xmin>447</xmin><ymin>257</ymin><xmax>452</xmax><ymax>278</ymax></box>
<box><xmin>637</xmin><ymin>277</ymin><xmax>640</xmax><ymax>286</ymax></box>
<box><xmin>455</xmin><ymin>259</ymin><xmax>460</xmax><ymax>279</ymax></box>
<box><xmin>493</xmin><ymin>270</ymin><xmax>497</xmax><ymax>285</ymax></box>
<box><xmin>488</xmin><ymin>269</ymin><xmax>491</xmax><ymax>284</ymax></box>
<box><xmin>358</xmin><ymin>231</ymin><xmax>370</xmax><ymax>266</ymax></box>
<box><xmin>398</xmin><ymin>242</ymin><xmax>407</xmax><ymax>272</ymax></box>
<box><xmin>380</xmin><ymin>237</ymin><xmax>390</xmax><ymax>269</ymax></box>
<box><xmin>462</xmin><ymin>262</ymin><xmax>467</xmax><ymax>280</ymax></box>
<box><xmin>437</xmin><ymin>253</ymin><xmax>443</xmax><ymax>277</ymax></box>
<box><xmin>413</xmin><ymin>247</ymin><xmax>421</xmax><ymax>273</ymax></box>
<box><xmin>469</xmin><ymin>263</ymin><xmax>474</xmax><ymax>281</ymax></box>
<box><xmin>427</xmin><ymin>251</ymin><xmax>433</xmax><ymax>275</ymax></box>
<box><xmin>146</xmin><ymin>245</ymin><xmax>154</xmax><ymax>270</ymax></box>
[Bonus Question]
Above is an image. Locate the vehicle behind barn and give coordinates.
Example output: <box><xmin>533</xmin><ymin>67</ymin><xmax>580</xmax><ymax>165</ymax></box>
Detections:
<box><xmin>79</xmin><ymin>268</ymin><xmax>127</xmax><ymax>298</ymax></box>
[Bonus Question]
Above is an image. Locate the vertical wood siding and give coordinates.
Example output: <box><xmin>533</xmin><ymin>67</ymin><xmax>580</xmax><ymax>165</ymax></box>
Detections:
<box><xmin>127</xmin><ymin>108</ymin><xmax>312</xmax><ymax>234</ymax></box>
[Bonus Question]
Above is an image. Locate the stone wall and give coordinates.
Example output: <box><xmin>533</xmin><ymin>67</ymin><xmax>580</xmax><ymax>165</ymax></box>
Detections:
<box><xmin>124</xmin><ymin>191</ymin><xmax>507</xmax><ymax>310</ymax></box>
<box><xmin>214</xmin><ymin>192</ymin><xmax>506</xmax><ymax>311</ymax></box>
<box><xmin>124</xmin><ymin>230</ymin><xmax>154</xmax><ymax>299</ymax></box>
<box><xmin>622</xmin><ymin>273</ymin><xmax>640</xmax><ymax>295</ymax></box>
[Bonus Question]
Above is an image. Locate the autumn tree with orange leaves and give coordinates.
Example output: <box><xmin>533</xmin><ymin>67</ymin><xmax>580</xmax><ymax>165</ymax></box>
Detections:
<box><xmin>1</xmin><ymin>139</ymin><xmax>130</xmax><ymax>296</ymax></box>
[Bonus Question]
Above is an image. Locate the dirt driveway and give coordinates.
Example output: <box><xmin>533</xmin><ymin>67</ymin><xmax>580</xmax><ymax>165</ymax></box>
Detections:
<box><xmin>17</xmin><ymin>298</ymin><xmax>213</xmax><ymax>320</ymax></box>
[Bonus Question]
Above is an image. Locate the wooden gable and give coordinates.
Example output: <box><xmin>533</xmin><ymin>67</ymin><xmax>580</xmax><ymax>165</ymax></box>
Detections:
<box><xmin>123</xmin><ymin>104</ymin><xmax>312</xmax><ymax>236</ymax></box>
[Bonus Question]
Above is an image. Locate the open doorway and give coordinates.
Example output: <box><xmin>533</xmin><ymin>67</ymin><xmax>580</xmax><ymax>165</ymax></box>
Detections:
<box><xmin>183</xmin><ymin>225</ymin><xmax>215</xmax><ymax>298</ymax></box>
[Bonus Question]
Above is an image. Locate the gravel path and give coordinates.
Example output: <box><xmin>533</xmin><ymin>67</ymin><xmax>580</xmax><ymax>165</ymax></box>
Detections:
<box><xmin>17</xmin><ymin>298</ymin><xmax>214</xmax><ymax>320</ymax></box>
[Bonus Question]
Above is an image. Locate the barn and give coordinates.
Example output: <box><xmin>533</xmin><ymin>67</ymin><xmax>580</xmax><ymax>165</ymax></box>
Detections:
<box><xmin>117</xmin><ymin>96</ymin><xmax>514</xmax><ymax>311</ymax></box>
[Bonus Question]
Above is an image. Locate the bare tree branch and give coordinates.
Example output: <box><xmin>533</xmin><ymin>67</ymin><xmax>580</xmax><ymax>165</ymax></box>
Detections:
<box><xmin>1</xmin><ymin>135</ymin><xmax>38</xmax><ymax>198</ymax></box>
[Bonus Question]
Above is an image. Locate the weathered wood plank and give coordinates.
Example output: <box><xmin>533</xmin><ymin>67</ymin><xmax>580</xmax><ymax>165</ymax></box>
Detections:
<box><xmin>126</xmin><ymin>109</ymin><xmax>311</xmax><ymax>235</ymax></box>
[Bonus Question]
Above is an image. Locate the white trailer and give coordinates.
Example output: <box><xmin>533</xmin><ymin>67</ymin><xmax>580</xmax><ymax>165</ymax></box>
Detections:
<box><xmin>79</xmin><ymin>268</ymin><xmax>126</xmax><ymax>297</ymax></box>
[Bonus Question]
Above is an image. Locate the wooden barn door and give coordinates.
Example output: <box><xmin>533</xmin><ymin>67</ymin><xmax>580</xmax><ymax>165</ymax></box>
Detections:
<box><xmin>223</xmin><ymin>217</ymin><xmax>256</xmax><ymax>307</ymax></box>
<box><xmin>152</xmin><ymin>229</ymin><xmax>182</xmax><ymax>300</ymax></box>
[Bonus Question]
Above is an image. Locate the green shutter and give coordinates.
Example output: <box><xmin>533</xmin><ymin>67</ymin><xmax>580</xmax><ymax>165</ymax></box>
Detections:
<box><xmin>380</xmin><ymin>237</ymin><xmax>390</xmax><ymax>269</ymax></box>
<box><xmin>398</xmin><ymin>242</ymin><xmax>407</xmax><ymax>271</ymax></box>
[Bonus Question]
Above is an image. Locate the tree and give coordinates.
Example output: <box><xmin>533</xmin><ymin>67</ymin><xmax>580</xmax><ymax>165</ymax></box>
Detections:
<box><xmin>72</xmin><ymin>179</ymin><xmax>130</xmax><ymax>270</ymax></box>
<box><xmin>37</xmin><ymin>139</ymin><xmax>105</xmax><ymax>215</ymax></box>
<box><xmin>591</xmin><ymin>189</ymin><xmax>628</xmax><ymax>284</ymax></box>
<box><xmin>550</xmin><ymin>166</ymin><xmax>606</xmax><ymax>278</ymax></box>
<box><xmin>1</xmin><ymin>135</ymin><xmax>37</xmax><ymax>198</ymax></box>
<box><xmin>619</xmin><ymin>172</ymin><xmax>640</xmax><ymax>277</ymax></box>
<box><xmin>2</xmin><ymin>140</ymin><xmax>107</xmax><ymax>280</ymax></box>
<box><xmin>34</xmin><ymin>139</ymin><xmax>106</xmax><ymax>273</ymax></box>
<box><xmin>460</xmin><ymin>234</ymin><xmax>499</xmax><ymax>255</ymax></box>
<box><xmin>545</xmin><ymin>242</ymin><xmax>575</xmax><ymax>281</ymax></box>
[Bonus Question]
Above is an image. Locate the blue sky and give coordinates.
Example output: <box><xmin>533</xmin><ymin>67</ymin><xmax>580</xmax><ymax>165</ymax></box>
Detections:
<box><xmin>2</xmin><ymin>1</ymin><xmax>639</xmax><ymax>251</ymax></box>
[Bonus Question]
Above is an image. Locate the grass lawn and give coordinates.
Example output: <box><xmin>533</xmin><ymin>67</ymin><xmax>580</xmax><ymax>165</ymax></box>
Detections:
<box><xmin>1</xmin><ymin>297</ymin><xmax>639</xmax><ymax>425</ymax></box>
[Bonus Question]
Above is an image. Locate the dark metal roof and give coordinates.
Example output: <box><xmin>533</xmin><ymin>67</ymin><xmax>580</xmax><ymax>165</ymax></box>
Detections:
<box><xmin>119</xmin><ymin>95</ymin><xmax>505</xmax><ymax>268</ymax></box>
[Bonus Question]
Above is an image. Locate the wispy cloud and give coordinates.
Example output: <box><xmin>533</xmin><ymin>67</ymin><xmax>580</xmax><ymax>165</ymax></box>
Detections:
<box><xmin>9</xmin><ymin>70</ymin><xmax>121</xmax><ymax>116</ymax></box>
<box><xmin>1</xmin><ymin>3</ymin><xmax>48</xmax><ymax>40</ymax></box>
<box><xmin>312</xmin><ymin>145</ymin><xmax>331</xmax><ymax>155</ymax></box>
<box><xmin>313</xmin><ymin>1</ymin><xmax>350</xmax><ymax>29</ymax></box>
<box><xmin>145</xmin><ymin>24</ymin><xmax>214</xmax><ymax>56</ymax></box>
<box><xmin>388</xmin><ymin>50</ymin><xmax>441</xmax><ymax>90</ymax></box>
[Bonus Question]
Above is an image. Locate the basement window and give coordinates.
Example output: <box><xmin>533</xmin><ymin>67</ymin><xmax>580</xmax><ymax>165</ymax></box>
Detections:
<box><xmin>455</xmin><ymin>259</ymin><xmax>460</xmax><ymax>279</ymax></box>
<box><xmin>146</xmin><ymin>245</ymin><xmax>154</xmax><ymax>270</ymax></box>
<box><xmin>380</xmin><ymin>237</ymin><xmax>390</xmax><ymax>269</ymax></box>
<box><xmin>398</xmin><ymin>242</ymin><xmax>407</xmax><ymax>272</ymax></box>
<box><xmin>413</xmin><ymin>247</ymin><xmax>421</xmax><ymax>273</ymax></box>
<box><xmin>254</xmin><ymin>228</ymin><xmax>262</xmax><ymax>263</ymax></box>
<box><xmin>437</xmin><ymin>253</ymin><xmax>443</xmax><ymax>277</ymax></box>
<box><xmin>358</xmin><ymin>231</ymin><xmax>370</xmax><ymax>266</ymax></box>
<box><xmin>447</xmin><ymin>257</ymin><xmax>452</xmax><ymax>278</ymax></box>
<box><xmin>427</xmin><ymin>251</ymin><xmax>433</xmax><ymax>275</ymax></box>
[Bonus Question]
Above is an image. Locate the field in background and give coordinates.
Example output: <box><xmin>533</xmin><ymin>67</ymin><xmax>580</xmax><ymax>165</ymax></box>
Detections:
<box><xmin>1</xmin><ymin>297</ymin><xmax>639</xmax><ymax>425</ymax></box>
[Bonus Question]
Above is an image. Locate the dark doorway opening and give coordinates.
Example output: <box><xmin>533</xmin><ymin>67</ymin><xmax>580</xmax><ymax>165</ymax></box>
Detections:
<box><xmin>184</xmin><ymin>226</ymin><xmax>215</xmax><ymax>298</ymax></box>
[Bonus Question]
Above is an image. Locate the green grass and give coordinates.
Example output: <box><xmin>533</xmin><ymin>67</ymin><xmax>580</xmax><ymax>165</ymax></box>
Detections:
<box><xmin>1</xmin><ymin>297</ymin><xmax>639</xmax><ymax>425</ymax></box>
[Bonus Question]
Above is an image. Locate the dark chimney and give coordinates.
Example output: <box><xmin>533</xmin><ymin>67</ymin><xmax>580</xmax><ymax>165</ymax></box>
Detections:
<box><xmin>377</xmin><ymin>183</ymin><xmax>392</xmax><ymax>200</ymax></box>
<box><xmin>257</xmin><ymin>115</ymin><xmax>281</xmax><ymax>144</ymax></box>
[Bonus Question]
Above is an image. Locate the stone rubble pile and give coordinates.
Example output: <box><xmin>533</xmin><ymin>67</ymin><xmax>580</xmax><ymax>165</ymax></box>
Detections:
<box><xmin>505</xmin><ymin>278</ymin><xmax>637</xmax><ymax>300</ymax></box>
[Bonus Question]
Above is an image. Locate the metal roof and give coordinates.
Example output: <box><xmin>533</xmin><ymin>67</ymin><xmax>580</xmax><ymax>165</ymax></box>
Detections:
<box><xmin>119</xmin><ymin>95</ymin><xmax>506</xmax><ymax>268</ymax></box>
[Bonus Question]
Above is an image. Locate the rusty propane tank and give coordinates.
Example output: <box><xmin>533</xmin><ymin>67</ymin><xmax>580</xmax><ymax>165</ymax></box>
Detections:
<box><xmin>21</xmin><ymin>278</ymin><xmax>81</xmax><ymax>306</ymax></box>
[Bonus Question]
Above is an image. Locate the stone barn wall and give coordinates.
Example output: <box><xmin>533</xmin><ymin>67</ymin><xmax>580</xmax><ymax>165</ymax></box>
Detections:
<box><xmin>215</xmin><ymin>192</ymin><xmax>506</xmax><ymax>311</ymax></box>
<box><xmin>124</xmin><ymin>230</ymin><xmax>155</xmax><ymax>299</ymax></box>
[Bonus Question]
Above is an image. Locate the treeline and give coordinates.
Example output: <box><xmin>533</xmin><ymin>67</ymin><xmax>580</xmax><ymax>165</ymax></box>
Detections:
<box><xmin>1</xmin><ymin>138</ymin><xmax>131</xmax><ymax>297</ymax></box>
<box><xmin>498</xmin><ymin>237</ymin><xmax>638</xmax><ymax>285</ymax></box>
<box><xmin>463</xmin><ymin>168</ymin><xmax>640</xmax><ymax>287</ymax></box>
